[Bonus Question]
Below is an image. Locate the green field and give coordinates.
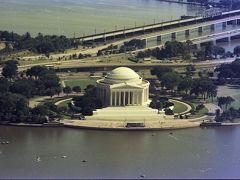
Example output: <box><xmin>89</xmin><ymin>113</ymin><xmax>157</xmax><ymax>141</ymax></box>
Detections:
<box><xmin>191</xmin><ymin>107</ymin><xmax>208</xmax><ymax>118</ymax></box>
<box><xmin>172</xmin><ymin>101</ymin><xmax>188</xmax><ymax>114</ymax></box>
<box><xmin>58</xmin><ymin>99</ymin><xmax>72</xmax><ymax>107</ymax></box>
<box><xmin>64</xmin><ymin>79</ymin><xmax>96</xmax><ymax>90</ymax></box>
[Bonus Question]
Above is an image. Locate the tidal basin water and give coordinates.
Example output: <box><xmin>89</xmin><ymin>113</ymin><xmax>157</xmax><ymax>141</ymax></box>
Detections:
<box><xmin>0</xmin><ymin>0</ymin><xmax>203</xmax><ymax>37</ymax></box>
<box><xmin>0</xmin><ymin>126</ymin><xmax>240</xmax><ymax>178</ymax></box>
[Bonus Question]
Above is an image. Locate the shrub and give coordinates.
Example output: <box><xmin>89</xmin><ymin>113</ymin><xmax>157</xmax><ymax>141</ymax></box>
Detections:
<box><xmin>165</xmin><ymin>108</ymin><xmax>174</xmax><ymax>115</ymax></box>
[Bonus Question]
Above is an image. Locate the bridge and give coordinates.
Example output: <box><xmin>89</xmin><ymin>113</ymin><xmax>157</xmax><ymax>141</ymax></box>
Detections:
<box><xmin>129</xmin><ymin>29</ymin><xmax>240</xmax><ymax>53</ymax></box>
<box><xmin>77</xmin><ymin>10</ymin><xmax>240</xmax><ymax>43</ymax></box>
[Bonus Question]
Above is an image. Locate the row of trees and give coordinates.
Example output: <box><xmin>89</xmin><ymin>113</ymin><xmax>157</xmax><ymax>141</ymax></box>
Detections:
<box><xmin>0</xmin><ymin>62</ymin><xmax>64</xmax><ymax>123</ymax></box>
<box><xmin>151</xmin><ymin>66</ymin><xmax>217</xmax><ymax>100</ymax></box>
<box><xmin>137</xmin><ymin>41</ymin><xmax>225</xmax><ymax>61</ymax></box>
<box><xmin>216</xmin><ymin>108</ymin><xmax>240</xmax><ymax>122</ymax></box>
<box><xmin>119</xmin><ymin>39</ymin><xmax>145</xmax><ymax>53</ymax></box>
<box><xmin>137</xmin><ymin>41</ymin><xmax>193</xmax><ymax>60</ymax></box>
<box><xmin>1</xmin><ymin>63</ymin><xmax>62</xmax><ymax>98</ymax></box>
<box><xmin>0</xmin><ymin>92</ymin><xmax>61</xmax><ymax>124</ymax></box>
<box><xmin>63</xmin><ymin>86</ymin><xmax>81</xmax><ymax>95</ymax></box>
<box><xmin>217</xmin><ymin>96</ymin><xmax>235</xmax><ymax>110</ymax></box>
<box><xmin>0</xmin><ymin>31</ymin><xmax>78</xmax><ymax>54</ymax></box>
<box><xmin>0</xmin><ymin>92</ymin><xmax>63</xmax><ymax>123</ymax></box>
<box><xmin>215</xmin><ymin>59</ymin><xmax>240</xmax><ymax>79</ymax></box>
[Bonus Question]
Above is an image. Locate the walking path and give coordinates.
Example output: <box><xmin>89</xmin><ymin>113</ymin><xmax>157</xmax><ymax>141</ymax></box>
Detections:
<box><xmin>204</xmin><ymin>103</ymin><xmax>223</xmax><ymax>114</ymax></box>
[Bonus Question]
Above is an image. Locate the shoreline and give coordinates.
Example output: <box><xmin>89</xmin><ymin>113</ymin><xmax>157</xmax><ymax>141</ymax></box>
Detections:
<box><xmin>2</xmin><ymin>119</ymin><xmax>240</xmax><ymax>131</ymax></box>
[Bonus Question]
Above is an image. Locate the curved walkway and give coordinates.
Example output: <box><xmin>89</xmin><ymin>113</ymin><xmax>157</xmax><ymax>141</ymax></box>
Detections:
<box><xmin>54</xmin><ymin>98</ymin><xmax>73</xmax><ymax>106</ymax></box>
<box><xmin>170</xmin><ymin>99</ymin><xmax>192</xmax><ymax>115</ymax></box>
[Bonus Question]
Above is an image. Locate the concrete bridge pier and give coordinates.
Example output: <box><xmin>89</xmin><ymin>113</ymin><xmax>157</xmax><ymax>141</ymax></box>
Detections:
<box><xmin>210</xmin><ymin>24</ymin><xmax>215</xmax><ymax>31</ymax></box>
<box><xmin>232</xmin><ymin>19</ymin><xmax>237</xmax><ymax>25</ymax></box>
<box><xmin>212</xmin><ymin>40</ymin><xmax>217</xmax><ymax>46</ymax></box>
<box><xmin>157</xmin><ymin>35</ymin><xmax>162</xmax><ymax>42</ymax></box>
<box><xmin>143</xmin><ymin>27</ymin><xmax>145</xmax><ymax>34</ymax></box>
<box><xmin>198</xmin><ymin>27</ymin><xmax>203</xmax><ymax>34</ymax></box>
<box><xmin>222</xmin><ymin>22</ymin><xmax>227</xmax><ymax>29</ymax></box>
<box><xmin>196</xmin><ymin>43</ymin><xmax>201</xmax><ymax>49</ymax></box>
<box><xmin>103</xmin><ymin>36</ymin><xmax>106</xmax><ymax>42</ymax></box>
<box><xmin>142</xmin><ymin>39</ymin><xmax>147</xmax><ymax>47</ymax></box>
<box><xmin>123</xmin><ymin>30</ymin><xmax>126</xmax><ymax>38</ymax></box>
<box><xmin>185</xmin><ymin>30</ymin><xmax>190</xmax><ymax>37</ymax></box>
<box><xmin>171</xmin><ymin>32</ymin><xmax>176</xmax><ymax>40</ymax></box>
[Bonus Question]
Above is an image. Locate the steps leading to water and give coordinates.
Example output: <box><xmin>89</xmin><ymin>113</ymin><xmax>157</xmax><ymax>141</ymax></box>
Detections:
<box><xmin>87</xmin><ymin>106</ymin><xmax>172</xmax><ymax>121</ymax></box>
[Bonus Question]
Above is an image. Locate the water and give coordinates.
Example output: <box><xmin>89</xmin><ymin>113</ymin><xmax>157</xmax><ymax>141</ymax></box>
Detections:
<box><xmin>0</xmin><ymin>0</ymin><xmax>203</xmax><ymax>37</ymax></box>
<box><xmin>0</xmin><ymin>126</ymin><xmax>240</xmax><ymax>178</ymax></box>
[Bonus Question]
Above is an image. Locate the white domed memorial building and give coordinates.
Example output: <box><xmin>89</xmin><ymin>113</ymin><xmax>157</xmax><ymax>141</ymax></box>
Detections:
<box><xmin>83</xmin><ymin>66</ymin><xmax>181</xmax><ymax>122</ymax></box>
<box><xmin>97</xmin><ymin>67</ymin><xmax>150</xmax><ymax>107</ymax></box>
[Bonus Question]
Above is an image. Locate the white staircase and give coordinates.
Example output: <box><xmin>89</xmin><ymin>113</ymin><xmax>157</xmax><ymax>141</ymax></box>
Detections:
<box><xmin>86</xmin><ymin>106</ymin><xmax>169</xmax><ymax>121</ymax></box>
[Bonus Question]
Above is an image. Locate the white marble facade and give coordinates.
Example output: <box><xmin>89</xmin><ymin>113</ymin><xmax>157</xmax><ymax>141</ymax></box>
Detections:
<box><xmin>97</xmin><ymin>67</ymin><xmax>150</xmax><ymax>107</ymax></box>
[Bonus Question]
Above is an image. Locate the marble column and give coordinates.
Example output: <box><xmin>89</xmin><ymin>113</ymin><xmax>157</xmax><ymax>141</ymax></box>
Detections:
<box><xmin>131</xmin><ymin>92</ymin><xmax>134</xmax><ymax>105</ymax></box>
<box><xmin>136</xmin><ymin>93</ymin><xmax>139</xmax><ymax>105</ymax></box>
<box><xmin>118</xmin><ymin>91</ymin><xmax>120</xmax><ymax>106</ymax></box>
<box><xmin>123</xmin><ymin>91</ymin><xmax>126</xmax><ymax>106</ymax></box>
<box><xmin>110</xmin><ymin>91</ymin><xmax>112</xmax><ymax>106</ymax></box>
<box><xmin>114</xmin><ymin>91</ymin><xmax>117</xmax><ymax>106</ymax></box>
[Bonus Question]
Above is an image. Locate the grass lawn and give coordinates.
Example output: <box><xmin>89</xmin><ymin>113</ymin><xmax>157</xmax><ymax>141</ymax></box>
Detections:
<box><xmin>173</xmin><ymin>101</ymin><xmax>188</xmax><ymax>114</ymax></box>
<box><xmin>64</xmin><ymin>79</ymin><xmax>96</xmax><ymax>90</ymax></box>
<box><xmin>191</xmin><ymin>107</ymin><xmax>208</xmax><ymax>118</ymax></box>
<box><xmin>231</xmin><ymin>94</ymin><xmax>240</xmax><ymax>109</ymax></box>
<box><xmin>58</xmin><ymin>99</ymin><xmax>72</xmax><ymax>107</ymax></box>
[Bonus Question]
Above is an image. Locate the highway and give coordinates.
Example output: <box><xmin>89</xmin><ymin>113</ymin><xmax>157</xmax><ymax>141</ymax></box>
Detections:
<box><xmin>79</xmin><ymin>9</ymin><xmax>240</xmax><ymax>41</ymax></box>
<box><xmin>17</xmin><ymin>56</ymin><xmax>235</xmax><ymax>72</ymax></box>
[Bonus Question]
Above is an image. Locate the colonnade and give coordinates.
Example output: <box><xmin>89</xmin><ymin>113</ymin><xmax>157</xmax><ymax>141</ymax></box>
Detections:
<box><xmin>98</xmin><ymin>87</ymin><xmax>149</xmax><ymax>107</ymax></box>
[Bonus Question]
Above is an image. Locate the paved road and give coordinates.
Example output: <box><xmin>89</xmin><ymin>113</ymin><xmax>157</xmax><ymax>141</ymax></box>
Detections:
<box><xmin>17</xmin><ymin>56</ymin><xmax>235</xmax><ymax>72</ymax></box>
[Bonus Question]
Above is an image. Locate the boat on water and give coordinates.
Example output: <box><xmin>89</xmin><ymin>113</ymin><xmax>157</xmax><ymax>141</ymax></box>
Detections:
<box><xmin>200</xmin><ymin>121</ymin><xmax>222</xmax><ymax>127</ymax></box>
<box><xmin>36</xmin><ymin>156</ymin><xmax>41</xmax><ymax>162</ymax></box>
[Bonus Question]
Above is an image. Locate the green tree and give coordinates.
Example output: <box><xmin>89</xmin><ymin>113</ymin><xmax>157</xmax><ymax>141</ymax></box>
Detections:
<box><xmin>151</xmin><ymin>67</ymin><xmax>173</xmax><ymax>80</ymax></box>
<box><xmin>161</xmin><ymin>72</ymin><xmax>181</xmax><ymax>91</ymax></box>
<box><xmin>0</xmin><ymin>78</ymin><xmax>10</xmax><ymax>93</ymax></box>
<box><xmin>2</xmin><ymin>60</ymin><xmax>18</xmax><ymax>79</ymax></box>
<box><xmin>178</xmin><ymin>77</ymin><xmax>193</xmax><ymax>95</ymax></box>
<box><xmin>72</xmin><ymin>86</ymin><xmax>81</xmax><ymax>93</ymax></box>
<box><xmin>63</xmin><ymin>86</ymin><xmax>72</xmax><ymax>95</ymax></box>
<box><xmin>212</xmin><ymin>46</ymin><xmax>225</xmax><ymax>58</ymax></box>
<box><xmin>217</xmin><ymin>96</ymin><xmax>235</xmax><ymax>110</ymax></box>
<box><xmin>186</xmin><ymin>64</ymin><xmax>196</xmax><ymax>76</ymax></box>
<box><xmin>26</xmin><ymin>66</ymin><xmax>47</xmax><ymax>78</ymax></box>
<box><xmin>0</xmin><ymin>93</ymin><xmax>29</xmax><ymax>122</ymax></box>
<box><xmin>233</xmin><ymin>45</ymin><xmax>240</xmax><ymax>55</ymax></box>
<box><xmin>9</xmin><ymin>79</ymin><xmax>36</xmax><ymax>98</ymax></box>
